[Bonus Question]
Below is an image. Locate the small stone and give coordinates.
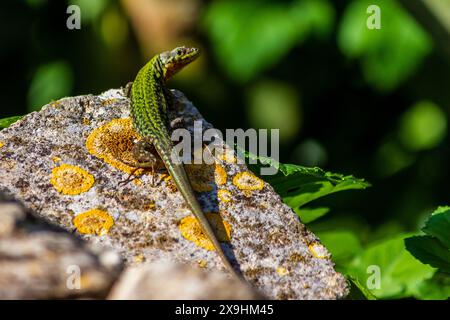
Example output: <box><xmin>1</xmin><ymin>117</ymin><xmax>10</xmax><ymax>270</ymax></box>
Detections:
<box><xmin>108</xmin><ymin>261</ymin><xmax>264</xmax><ymax>300</ymax></box>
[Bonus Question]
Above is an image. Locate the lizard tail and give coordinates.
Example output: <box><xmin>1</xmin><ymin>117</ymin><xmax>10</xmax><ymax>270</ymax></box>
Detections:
<box><xmin>154</xmin><ymin>142</ymin><xmax>240</xmax><ymax>278</ymax></box>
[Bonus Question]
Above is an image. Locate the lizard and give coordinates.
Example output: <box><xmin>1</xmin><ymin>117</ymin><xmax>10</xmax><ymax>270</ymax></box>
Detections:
<box><xmin>123</xmin><ymin>46</ymin><xmax>241</xmax><ymax>279</ymax></box>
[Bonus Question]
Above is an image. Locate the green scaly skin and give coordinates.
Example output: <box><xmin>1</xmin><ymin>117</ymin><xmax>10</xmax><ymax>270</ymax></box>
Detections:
<box><xmin>129</xmin><ymin>47</ymin><xmax>239</xmax><ymax>278</ymax></box>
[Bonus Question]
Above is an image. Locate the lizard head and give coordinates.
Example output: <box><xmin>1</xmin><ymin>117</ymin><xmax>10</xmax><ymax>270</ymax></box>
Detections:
<box><xmin>160</xmin><ymin>46</ymin><xmax>200</xmax><ymax>80</ymax></box>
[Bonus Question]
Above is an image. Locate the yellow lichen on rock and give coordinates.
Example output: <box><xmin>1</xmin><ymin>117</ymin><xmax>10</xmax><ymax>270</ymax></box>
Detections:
<box><xmin>308</xmin><ymin>243</ymin><xmax>329</xmax><ymax>259</ymax></box>
<box><xmin>218</xmin><ymin>189</ymin><xmax>232</xmax><ymax>203</ymax></box>
<box><xmin>216</xmin><ymin>147</ymin><xmax>237</xmax><ymax>164</ymax></box>
<box><xmin>101</xmin><ymin>98</ymin><xmax>118</xmax><ymax>106</ymax></box>
<box><xmin>0</xmin><ymin>141</ymin><xmax>4</xmax><ymax>148</ymax></box>
<box><xmin>51</xmin><ymin>156</ymin><xmax>62</xmax><ymax>163</ymax></box>
<box><xmin>214</xmin><ymin>164</ymin><xmax>227</xmax><ymax>185</ymax></box>
<box><xmin>50</xmin><ymin>164</ymin><xmax>95</xmax><ymax>195</ymax></box>
<box><xmin>179</xmin><ymin>213</ymin><xmax>232</xmax><ymax>251</ymax></box>
<box><xmin>232</xmin><ymin>171</ymin><xmax>264</xmax><ymax>191</ymax></box>
<box><xmin>72</xmin><ymin>209</ymin><xmax>114</xmax><ymax>236</ymax></box>
<box><xmin>85</xmin><ymin>118</ymin><xmax>145</xmax><ymax>175</ymax></box>
<box><xmin>276</xmin><ymin>267</ymin><xmax>289</xmax><ymax>276</ymax></box>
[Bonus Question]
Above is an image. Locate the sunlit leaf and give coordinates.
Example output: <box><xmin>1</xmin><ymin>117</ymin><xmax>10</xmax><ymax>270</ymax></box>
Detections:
<box><xmin>202</xmin><ymin>0</ymin><xmax>335</xmax><ymax>82</ymax></box>
<box><xmin>316</xmin><ymin>230</ymin><xmax>362</xmax><ymax>264</ymax></box>
<box><xmin>27</xmin><ymin>61</ymin><xmax>73</xmax><ymax>112</ymax></box>
<box><xmin>413</xmin><ymin>272</ymin><xmax>450</xmax><ymax>300</ymax></box>
<box><xmin>244</xmin><ymin>151</ymin><xmax>369</xmax><ymax>217</ymax></box>
<box><xmin>399</xmin><ymin>101</ymin><xmax>447</xmax><ymax>151</ymax></box>
<box><xmin>405</xmin><ymin>236</ymin><xmax>450</xmax><ymax>273</ymax></box>
<box><xmin>347</xmin><ymin>234</ymin><xmax>436</xmax><ymax>299</ymax></box>
<box><xmin>294</xmin><ymin>207</ymin><xmax>329</xmax><ymax>224</ymax></box>
<box><xmin>338</xmin><ymin>0</ymin><xmax>432</xmax><ymax>91</ymax></box>
<box><xmin>422</xmin><ymin>206</ymin><xmax>450</xmax><ymax>248</ymax></box>
<box><xmin>0</xmin><ymin>116</ymin><xmax>24</xmax><ymax>129</ymax></box>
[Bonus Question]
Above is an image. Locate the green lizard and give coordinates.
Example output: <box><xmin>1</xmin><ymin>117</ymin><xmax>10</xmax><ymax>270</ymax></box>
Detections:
<box><xmin>125</xmin><ymin>46</ymin><xmax>240</xmax><ymax>278</ymax></box>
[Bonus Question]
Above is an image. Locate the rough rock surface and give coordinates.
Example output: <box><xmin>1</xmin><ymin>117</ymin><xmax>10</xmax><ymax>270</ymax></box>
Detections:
<box><xmin>0</xmin><ymin>194</ymin><xmax>122</xmax><ymax>299</ymax></box>
<box><xmin>0</xmin><ymin>88</ymin><xmax>349</xmax><ymax>299</ymax></box>
<box><xmin>108</xmin><ymin>260</ymin><xmax>264</xmax><ymax>300</ymax></box>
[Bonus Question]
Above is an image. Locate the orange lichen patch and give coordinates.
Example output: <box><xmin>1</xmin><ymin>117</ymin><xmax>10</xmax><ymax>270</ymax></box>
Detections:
<box><xmin>214</xmin><ymin>164</ymin><xmax>227</xmax><ymax>185</ymax></box>
<box><xmin>198</xmin><ymin>260</ymin><xmax>207</xmax><ymax>268</ymax></box>
<box><xmin>276</xmin><ymin>267</ymin><xmax>289</xmax><ymax>276</ymax></box>
<box><xmin>185</xmin><ymin>164</ymin><xmax>215</xmax><ymax>193</ymax></box>
<box><xmin>218</xmin><ymin>189</ymin><xmax>232</xmax><ymax>203</ymax></box>
<box><xmin>133</xmin><ymin>178</ymin><xmax>143</xmax><ymax>186</ymax></box>
<box><xmin>50</xmin><ymin>164</ymin><xmax>95</xmax><ymax>195</ymax></box>
<box><xmin>85</xmin><ymin>118</ymin><xmax>146</xmax><ymax>175</ymax></box>
<box><xmin>179</xmin><ymin>213</ymin><xmax>232</xmax><ymax>251</ymax></box>
<box><xmin>232</xmin><ymin>171</ymin><xmax>264</xmax><ymax>191</ymax></box>
<box><xmin>51</xmin><ymin>156</ymin><xmax>62</xmax><ymax>163</ymax></box>
<box><xmin>72</xmin><ymin>209</ymin><xmax>114</xmax><ymax>236</ymax></box>
<box><xmin>82</xmin><ymin>118</ymin><xmax>91</xmax><ymax>125</ymax></box>
<box><xmin>0</xmin><ymin>141</ymin><xmax>4</xmax><ymax>148</ymax></box>
<box><xmin>101</xmin><ymin>98</ymin><xmax>118</xmax><ymax>106</ymax></box>
<box><xmin>308</xmin><ymin>243</ymin><xmax>329</xmax><ymax>259</ymax></box>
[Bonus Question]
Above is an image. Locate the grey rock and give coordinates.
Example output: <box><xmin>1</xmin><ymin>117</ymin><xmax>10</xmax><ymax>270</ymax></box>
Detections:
<box><xmin>0</xmin><ymin>88</ymin><xmax>349</xmax><ymax>299</ymax></box>
<box><xmin>0</xmin><ymin>194</ymin><xmax>122</xmax><ymax>299</ymax></box>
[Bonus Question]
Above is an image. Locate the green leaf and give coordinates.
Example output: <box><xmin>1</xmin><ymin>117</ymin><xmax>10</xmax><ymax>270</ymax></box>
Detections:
<box><xmin>399</xmin><ymin>101</ymin><xmax>447</xmax><ymax>151</ymax></box>
<box><xmin>316</xmin><ymin>230</ymin><xmax>362</xmax><ymax>265</ymax></box>
<box><xmin>294</xmin><ymin>207</ymin><xmax>329</xmax><ymax>224</ymax></box>
<box><xmin>346</xmin><ymin>276</ymin><xmax>377</xmax><ymax>300</ymax></box>
<box><xmin>27</xmin><ymin>61</ymin><xmax>73</xmax><ymax>112</ymax></box>
<box><xmin>202</xmin><ymin>0</ymin><xmax>335</xmax><ymax>82</ymax></box>
<box><xmin>244</xmin><ymin>151</ymin><xmax>369</xmax><ymax>220</ymax></box>
<box><xmin>422</xmin><ymin>207</ymin><xmax>450</xmax><ymax>248</ymax></box>
<box><xmin>338</xmin><ymin>0</ymin><xmax>432</xmax><ymax>91</ymax></box>
<box><xmin>0</xmin><ymin>116</ymin><xmax>24</xmax><ymax>129</ymax></box>
<box><xmin>266</xmin><ymin>163</ymin><xmax>370</xmax><ymax>209</ymax></box>
<box><xmin>347</xmin><ymin>234</ymin><xmax>436</xmax><ymax>299</ymax></box>
<box><xmin>405</xmin><ymin>236</ymin><xmax>450</xmax><ymax>273</ymax></box>
<box><xmin>414</xmin><ymin>272</ymin><xmax>450</xmax><ymax>300</ymax></box>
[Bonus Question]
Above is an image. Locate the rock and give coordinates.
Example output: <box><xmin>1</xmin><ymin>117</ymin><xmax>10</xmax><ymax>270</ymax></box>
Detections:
<box><xmin>108</xmin><ymin>260</ymin><xmax>264</xmax><ymax>300</ymax></box>
<box><xmin>0</xmin><ymin>88</ymin><xmax>349</xmax><ymax>299</ymax></box>
<box><xmin>0</xmin><ymin>194</ymin><xmax>122</xmax><ymax>299</ymax></box>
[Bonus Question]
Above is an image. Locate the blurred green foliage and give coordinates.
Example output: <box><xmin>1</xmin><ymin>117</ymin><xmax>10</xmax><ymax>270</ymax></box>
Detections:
<box><xmin>338</xmin><ymin>0</ymin><xmax>432</xmax><ymax>91</ymax></box>
<box><xmin>27</xmin><ymin>61</ymin><xmax>73</xmax><ymax>111</ymax></box>
<box><xmin>399</xmin><ymin>100</ymin><xmax>447</xmax><ymax>151</ymax></box>
<box><xmin>249</xmin><ymin>153</ymin><xmax>448</xmax><ymax>299</ymax></box>
<box><xmin>203</xmin><ymin>0</ymin><xmax>334</xmax><ymax>82</ymax></box>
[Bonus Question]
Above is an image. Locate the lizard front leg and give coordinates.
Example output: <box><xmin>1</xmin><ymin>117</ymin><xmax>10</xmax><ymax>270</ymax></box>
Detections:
<box><xmin>119</xmin><ymin>137</ymin><xmax>164</xmax><ymax>186</ymax></box>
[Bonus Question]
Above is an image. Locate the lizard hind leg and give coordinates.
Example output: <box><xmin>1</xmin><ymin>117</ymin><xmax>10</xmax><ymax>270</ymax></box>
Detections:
<box><xmin>119</xmin><ymin>138</ymin><xmax>164</xmax><ymax>187</ymax></box>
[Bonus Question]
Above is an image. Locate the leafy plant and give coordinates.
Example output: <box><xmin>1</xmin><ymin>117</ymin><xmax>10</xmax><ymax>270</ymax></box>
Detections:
<box><xmin>405</xmin><ymin>207</ymin><xmax>450</xmax><ymax>273</ymax></box>
<box><xmin>245</xmin><ymin>152</ymin><xmax>370</xmax><ymax>223</ymax></box>
<box><xmin>0</xmin><ymin>116</ymin><xmax>23</xmax><ymax>129</ymax></box>
<box><xmin>246</xmin><ymin>151</ymin><xmax>449</xmax><ymax>300</ymax></box>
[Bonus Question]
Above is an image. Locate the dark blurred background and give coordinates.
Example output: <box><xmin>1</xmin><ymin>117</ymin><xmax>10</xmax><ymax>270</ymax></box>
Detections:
<box><xmin>1</xmin><ymin>0</ymin><xmax>449</xmax><ymax>242</ymax></box>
